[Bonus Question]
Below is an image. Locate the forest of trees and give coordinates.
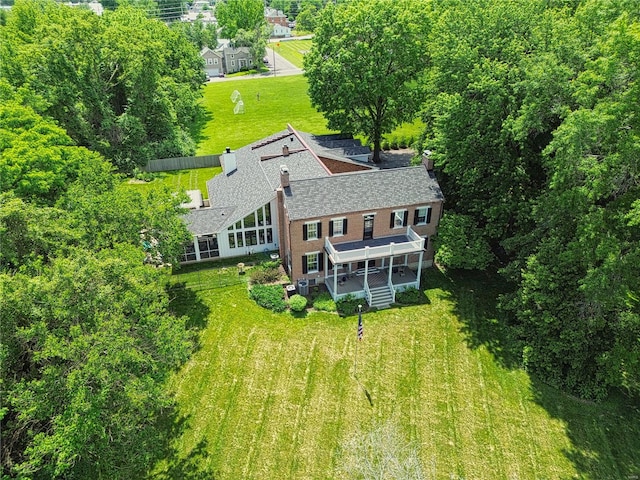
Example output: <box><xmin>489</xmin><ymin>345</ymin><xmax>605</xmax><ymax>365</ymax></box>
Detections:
<box><xmin>0</xmin><ymin>1</ymin><xmax>200</xmax><ymax>477</ymax></box>
<box><xmin>306</xmin><ymin>0</ymin><xmax>638</xmax><ymax>400</ymax></box>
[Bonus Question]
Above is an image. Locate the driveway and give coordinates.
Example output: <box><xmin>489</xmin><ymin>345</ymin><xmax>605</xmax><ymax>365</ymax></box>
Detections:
<box><xmin>208</xmin><ymin>47</ymin><xmax>303</xmax><ymax>83</ymax></box>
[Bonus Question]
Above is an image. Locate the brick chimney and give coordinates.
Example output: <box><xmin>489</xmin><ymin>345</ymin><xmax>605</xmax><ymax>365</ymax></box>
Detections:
<box><xmin>422</xmin><ymin>150</ymin><xmax>434</xmax><ymax>171</ymax></box>
<box><xmin>282</xmin><ymin>144</ymin><xmax>290</xmax><ymax>156</ymax></box>
<box><xmin>280</xmin><ymin>165</ymin><xmax>290</xmax><ymax>188</ymax></box>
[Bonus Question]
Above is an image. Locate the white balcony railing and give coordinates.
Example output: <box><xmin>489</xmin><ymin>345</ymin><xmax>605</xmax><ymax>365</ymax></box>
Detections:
<box><xmin>325</xmin><ymin>226</ymin><xmax>424</xmax><ymax>264</ymax></box>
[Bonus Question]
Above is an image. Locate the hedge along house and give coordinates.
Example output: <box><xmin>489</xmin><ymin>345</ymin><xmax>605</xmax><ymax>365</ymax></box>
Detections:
<box><xmin>182</xmin><ymin>125</ymin><xmax>444</xmax><ymax>308</ymax></box>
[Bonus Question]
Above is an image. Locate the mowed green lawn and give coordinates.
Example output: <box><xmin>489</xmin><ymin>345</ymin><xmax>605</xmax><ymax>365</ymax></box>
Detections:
<box><xmin>196</xmin><ymin>75</ymin><xmax>333</xmax><ymax>155</ymax></box>
<box><xmin>152</xmin><ymin>267</ymin><xmax>640</xmax><ymax>479</ymax></box>
<box><xmin>268</xmin><ymin>39</ymin><xmax>313</xmax><ymax>68</ymax></box>
<box><xmin>125</xmin><ymin>166</ymin><xmax>221</xmax><ymax>199</ymax></box>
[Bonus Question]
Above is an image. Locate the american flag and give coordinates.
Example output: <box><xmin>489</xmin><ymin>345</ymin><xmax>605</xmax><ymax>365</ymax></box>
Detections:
<box><xmin>357</xmin><ymin>309</ymin><xmax>363</xmax><ymax>341</ymax></box>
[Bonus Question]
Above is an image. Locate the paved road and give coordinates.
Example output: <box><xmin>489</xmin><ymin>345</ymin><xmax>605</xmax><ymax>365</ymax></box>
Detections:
<box><xmin>208</xmin><ymin>44</ymin><xmax>304</xmax><ymax>83</ymax></box>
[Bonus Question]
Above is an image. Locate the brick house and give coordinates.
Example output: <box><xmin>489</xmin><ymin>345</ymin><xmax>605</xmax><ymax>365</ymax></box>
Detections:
<box><xmin>183</xmin><ymin>125</ymin><xmax>444</xmax><ymax>307</ymax></box>
<box><xmin>265</xmin><ymin>7</ymin><xmax>288</xmax><ymax>27</ymax></box>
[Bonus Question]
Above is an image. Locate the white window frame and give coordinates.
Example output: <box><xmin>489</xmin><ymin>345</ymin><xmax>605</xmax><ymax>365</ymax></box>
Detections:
<box><xmin>416</xmin><ymin>206</ymin><xmax>430</xmax><ymax>225</ymax></box>
<box><xmin>306</xmin><ymin>221</ymin><xmax>318</xmax><ymax>240</ymax></box>
<box><xmin>213</xmin><ymin>58</ymin><xmax>219</xmax><ymax>65</ymax></box>
<box><xmin>231</xmin><ymin>60</ymin><xmax>235</xmax><ymax>66</ymax></box>
<box><xmin>306</xmin><ymin>252</ymin><xmax>319</xmax><ymax>273</ymax></box>
<box><xmin>332</xmin><ymin>218</ymin><xmax>344</xmax><ymax>237</ymax></box>
<box><xmin>393</xmin><ymin>209</ymin><xmax>407</xmax><ymax>229</ymax></box>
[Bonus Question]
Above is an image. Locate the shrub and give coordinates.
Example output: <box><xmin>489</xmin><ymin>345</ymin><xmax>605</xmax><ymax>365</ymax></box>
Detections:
<box><xmin>288</xmin><ymin>294</ymin><xmax>308</xmax><ymax>312</ymax></box>
<box><xmin>337</xmin><ymin>294</ymin><xmax>362</xmax><ymax>316</ymax></box>
<box><xmin>395</xmin><ymin>287</ymin><xmax>424</xmax><ymax>305</ymax></box>
<box><xmin>260</xmin><ymin>259</ymin><xmax>281</xmax><ymax>270</ymax></box>
<box><xmin>312</xmin><ymin>292</ymin><xmax>337</xmax><ymax>312</ymax></box>
<box><xmin>249</xmin><ymin>284</ymin><xmax>287</xmax><ymax>312</ymax></box>
<box><xmin>250</xmin><ymin>267</ymin><xmax>281</xmax><ymax>285</ymax></box>
<box><xmin>132</xmin><ymin>167</ymin><xmax>155</xmax><ymax>182</ymax></box>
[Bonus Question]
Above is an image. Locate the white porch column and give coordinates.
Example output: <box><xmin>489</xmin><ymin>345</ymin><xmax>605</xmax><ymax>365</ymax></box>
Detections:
<box><xmin>194</xmin><ymin>236</ymin><xmax>201</xmax><ymax>261</ymax></box>
<box><xmin>388</xmin><ymin>255</ymin><xmax>394</xmax><ymax>284</ymax></box>
<box><xmin>363</xmin><ymin>247</ymin><xmax>369</xmax><ymax>286</ymax></box>
<box><xmin>333</xmin><ymin>260</ymin><xmax>338</xmax><ymax>294</ymax></box>
<box><xmin>416</xmin><ymin>250</ymin><xmax>424</xmax><ymax>287</ymax></box>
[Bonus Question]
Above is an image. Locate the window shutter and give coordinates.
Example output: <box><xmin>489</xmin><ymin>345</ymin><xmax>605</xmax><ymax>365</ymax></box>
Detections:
<box><xmin>318</xmin><ymin>252</ymin><xmax>324</xmax><ymax>272</ymax></box>
<box><xmin>403</xmin><ymin>210</ymin><xmax>408</xmax><ymax>226</ymax></box>
<box><xmin>317</xmin><ymin>222</ymin><xmax>322</xmax><ymax>238</ymax></box>
<box><xmin>329</xmin><ymin>221</ymin><xmax>334</xmax><ymax>236</ymax></box>
<box><xmin>343</xmin><ymin>218</ymin><xmax>348</xmax><ymax>234</ymax></box>
<box><xmin>390</xmin><ymin>212</ymin><xmax>395</xmax><ymax>228</ymax></box>
<box><xmin>302</xmin><ymin>255</ymin><xmax>308</xmax><ymax>274</ymax></box>
<box><xmin>414</xmin><ymin>209</ymin><xmax>419</xmax><ymax>225</ymax></box>
<box><xmin>426</xmin><ymin>207</ymin><xmax>432</xmax><ymax>224</ymax></box>
<box><xmin>303</xmin><ymin>224</ymin><xmax>308</xmax><ymax>241</ymax></box>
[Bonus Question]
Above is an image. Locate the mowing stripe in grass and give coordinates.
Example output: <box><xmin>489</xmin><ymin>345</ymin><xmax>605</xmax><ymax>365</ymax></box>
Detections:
<box><xmin>241</xmin><ymin>341</ymin><xmax>284</xmax><ymax>478</ymax></box>
<box><xmin>287</xmin><ymin>336</ymin><xmax>318</xmax><ymax>476</ymax></box>
<box><xmin>155</xmin><ymin>270</ymin><xmax>638</xmax><ymax>479</ymax></box>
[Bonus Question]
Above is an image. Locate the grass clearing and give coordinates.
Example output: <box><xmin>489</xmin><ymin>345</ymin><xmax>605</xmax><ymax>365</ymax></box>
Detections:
<box><xmin>197</xmin><ymin>76</ymin><xmax>332</xmax><ymax>155</ymax></box>
<box><xmin>268</xmin><ymin>40</ymin><xmax>313</xmax><ymax>69</ymax></box>
<box><xmin>125</xmin><ymin>167</ymin><xmax>221</xmax><ymax>199</ymax></box>
<box><xmin>152</xmin><ymin>266</ymin><xmax>640</xmax><ymax>479</ymax></box>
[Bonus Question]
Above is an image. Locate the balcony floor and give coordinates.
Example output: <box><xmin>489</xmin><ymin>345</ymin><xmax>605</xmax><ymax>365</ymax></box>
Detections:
<box><xmin>331</xmin><ymin>234</ymin><xmax>410</xmax><ymax>252</ymax></box>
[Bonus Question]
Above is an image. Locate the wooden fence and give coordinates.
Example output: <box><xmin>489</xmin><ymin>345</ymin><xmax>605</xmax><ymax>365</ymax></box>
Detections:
<box><xmin>144</xmin><ymin>154</ymin><xmax>221</xmax><ymax>172</ymax></box>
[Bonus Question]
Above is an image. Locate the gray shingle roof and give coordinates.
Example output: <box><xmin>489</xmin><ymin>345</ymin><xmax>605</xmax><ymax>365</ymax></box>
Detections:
<box><xmin>283</xmin><ymin>166</ymin><xmax>444</xmax><ymax>221</ymax></box>
<box><xmin>197</xmin><ymin>128</ymin><xmax>331</xmax><ymax>230</ymax></box>
<box><xmin>184</xmin><ymin>206</ymin><xmax>237</xmax><ymax>236</ymax></box>
<box><xmin>182</xmin><ymin>126</ymin><xmax>443</xmax><ymax>234</ymax></box>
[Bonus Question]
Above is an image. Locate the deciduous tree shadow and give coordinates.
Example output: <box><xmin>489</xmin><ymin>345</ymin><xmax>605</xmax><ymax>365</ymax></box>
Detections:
<box><xmin>424</xmin><ymin>266</ymin><xmax>521</xmax><ymax>369</ymax></box>
<box><xmin>166</xmin><ymin>282</ymin><xmax>210</xmax><ymax>332</ymax></box>
<box><xmin>423</xmin><ymin>266</ymin><xmax>640</xmax><ymax>479</ymax></box>
<box><xmin>188</xmin><ymin>106</ymin><xmax>213</xmax><ymax>147</ymax></box>
<box><xmin>149</xmin><ymin>411</ymin><xmax>217</xmax><ymax>479</ymax></box>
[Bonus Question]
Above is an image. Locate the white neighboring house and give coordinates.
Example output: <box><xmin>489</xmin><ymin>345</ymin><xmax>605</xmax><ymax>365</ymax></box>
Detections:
<box><xmin>271</xmin><ymin>24</ymin><xmax>292</xmax><ymax>38</ymax></box>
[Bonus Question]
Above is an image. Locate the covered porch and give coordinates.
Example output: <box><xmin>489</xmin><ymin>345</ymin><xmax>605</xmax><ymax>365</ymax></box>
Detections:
<box><xmin>323</xmin><ymin>227</ymin><xmax>425</xmax><ymax>307</ymax></box>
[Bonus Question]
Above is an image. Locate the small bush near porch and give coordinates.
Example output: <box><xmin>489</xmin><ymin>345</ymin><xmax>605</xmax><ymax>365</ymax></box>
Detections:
<box><xmin>249</xmin><ymin>284</ymin><xmax>287</xmax><ymax>312</ymax></box>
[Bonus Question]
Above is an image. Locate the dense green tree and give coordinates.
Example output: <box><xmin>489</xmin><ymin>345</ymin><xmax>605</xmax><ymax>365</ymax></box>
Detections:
<box><xmin>423</xmin><ymin>0</ymin><xmax>581</xmax><ymax>259</ymax></box>
<box><xmin>434</xmin><ymin>213</ymin><xmax>493</xmax><ymax>270</ymax></box>
<box><xmin>0</xmin><ymin>194</ymin><xmax>79</xmax><ymax>271</ymax></box>
<box><xmin>171</xmin><ymin>17</ymin><xmax>218</xmax><ymax>49</ymax></box>
<box><xmin>1</xmin><ymin>245</ymin><xmax>192</xmax><ymax>478</ymax></box>
<box><xmin>0</xmin><ymin>0</ymin><xmax>203</xmax><ymax>172</ymax></box>
<box><xmin>508</xmin><ymin>2</ymin><xmax>640</xmax><ymax>398</ymax></box>
<box><xmin>0</xmin><ymin>95</ymin><xmax>102</xmax><ymax>205</ymax></box>
<box><xmin>304</xmin><ymin>0</ymin><xmax>431</xmax><ymax>162</ymax></box>
<box><xmin>216</xmin><ymin>0</ymin><xmax>265</xmax><ymax>39</ymax></box>
<box><xmin>232</xmin><ymin>24</ymin><xmax>270</xmax><ymax>68</ymax></box>
<box><xmin>0</xmin><ymin>82</ymin><xmax>196</xmax><ymax>477</ymax></box>
<box><xmin>294</xmin><ymin>3</ymin><xmax>317</xmax><ymax>32</ymax></box>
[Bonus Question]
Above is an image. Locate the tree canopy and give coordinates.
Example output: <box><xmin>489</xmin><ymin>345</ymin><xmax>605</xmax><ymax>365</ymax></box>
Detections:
<box><xmin>216</xmin><ymin>0</ymin><xmax>265</xmax><ymax>39</ymax></box>
<box><xmin>0</xmin><ymin>0</ymin><xmax>204</xmax><ymax>172</ymax></box>
<box><xmin>422</xmin><ymin>0</ymin><xmax>639</xmax><ymax>399</ymax></box>
<box><xmin>0</xmin><ymin>84</ymin><xmax>195</xmax><ymax>477</ymax></box>
<box><xmin>304</xmin><ymin>0</ymin><xmax>431</xmax><ymax>162</ymax></box>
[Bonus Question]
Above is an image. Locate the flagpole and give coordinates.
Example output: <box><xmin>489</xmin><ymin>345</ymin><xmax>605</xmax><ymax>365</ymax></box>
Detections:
<box><xmin>354</xmin><ymin>304</ymin><xmax>362</xmax><ymax>377</ymax></box>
